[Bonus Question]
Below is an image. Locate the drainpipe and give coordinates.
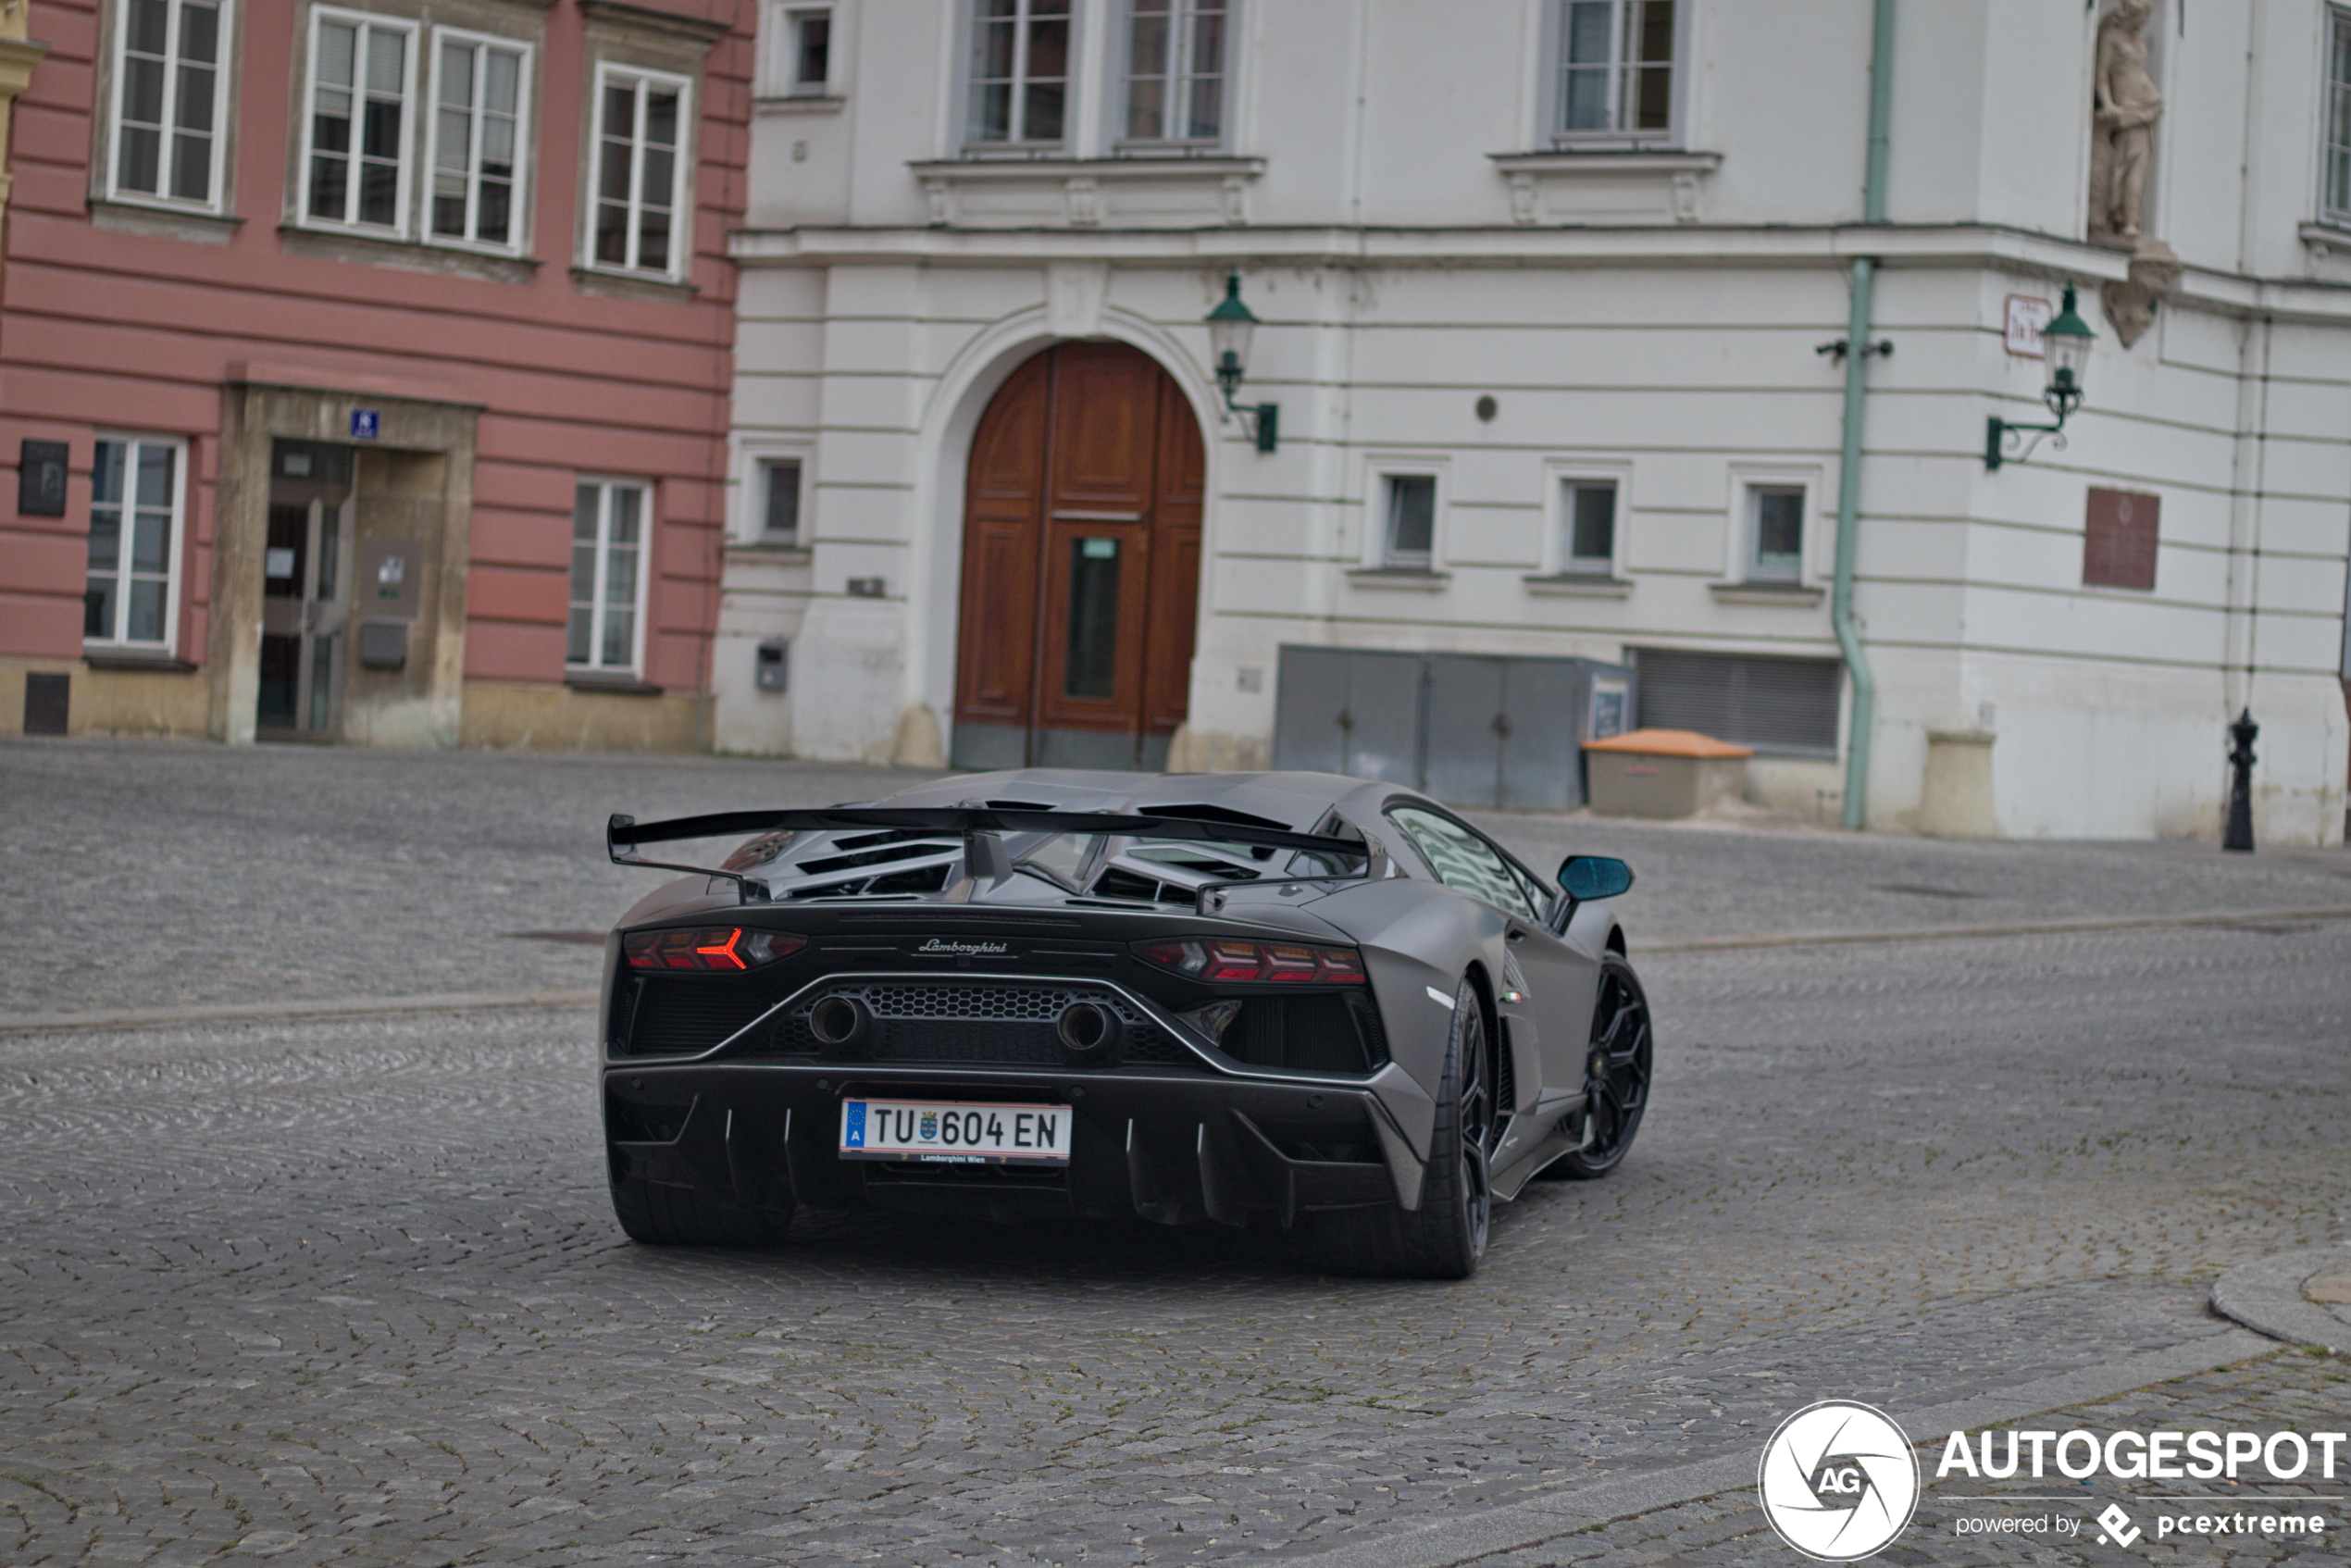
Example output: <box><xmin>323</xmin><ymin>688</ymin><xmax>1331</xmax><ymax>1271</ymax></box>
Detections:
<box><xmin>1832</xmin><ymin>0</ymin><xmax>1895</xmax><ymax>830</ymax></box>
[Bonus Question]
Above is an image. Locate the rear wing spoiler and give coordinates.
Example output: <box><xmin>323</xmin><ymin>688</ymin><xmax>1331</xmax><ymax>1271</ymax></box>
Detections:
<box><xmin>607</xmin><ymin>804</ymin><xmax>1375</xmax><ymax>902</ymax></box>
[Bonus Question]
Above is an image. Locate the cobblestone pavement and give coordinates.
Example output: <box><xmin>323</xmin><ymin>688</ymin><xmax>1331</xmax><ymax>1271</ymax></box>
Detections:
<box><xmin>1</xmin><ymin>742</ymin><xmax>2347</xmax><ymax>1566</ymax></box>
<box><xmin>1455</xmin><ymin>1352</ymin><xmax>2351</xmax><ymax>1566</ymax></box>
<box><xmin>6</xmin><ymin>738</ymin><xmax>2351</xmax><ymax>1014</ymax></box>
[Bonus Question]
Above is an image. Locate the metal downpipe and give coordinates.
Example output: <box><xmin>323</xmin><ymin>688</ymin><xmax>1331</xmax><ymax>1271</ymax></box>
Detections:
<box><xmin>1832</xmin><ymin>256</ymin><xmax>1880</xmax><ymax>831</ymax></box>
<box><xmin>1834</xmin><ymin>0</ymin><xmax>1897</xmax><ymax>831</ymax></box>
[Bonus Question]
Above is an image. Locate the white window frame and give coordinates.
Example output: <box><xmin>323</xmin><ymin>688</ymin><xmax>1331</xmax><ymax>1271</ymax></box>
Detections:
<box><xmin>587</xmin><ymin>61</ymin><xmax>695</xmax><ymax>280</ymax></box>
<box><xmin>736</xmin><ymin>441</ymin><xmax>814</xmax><ymax>545</ymax></box>
<box><xmin>106</xmin><ymin>0</ymin><xmax>236</xmax><ymax>213</ymax></box>
<box><xmin>777</xmin><ymin>5</ymin><xmax>833</xmax><ymax>95</ymax></box>
<box><xmin>1366</xmin><ymin>464</ymin><xmax>1446</xmax><ymax>572</ymax></box>
<box><xmin>1729</xmin><ymin>473</ymin><xmax>1815</xmax><ymax>585</ymax></box>
<box><xmin>423</xmin><ymin>26</ymin><xmax>534</xmax><ymax>255</ymax></box>
<box><xmin>1543</xmin><ymin>460</ymin><xmax>1632</xmax><ymax>578</ymax></box>
<box><xmin>568</xmin><ymin>478</ymin><xmax>653</xmax><ymax>675</ymax></box>
<box><xmin>298</xmin><ymin>6</ymin><xmax>421</xmax><ymax>237</ymax></box>
<box><xmin>1541</xmin><ymin>0</ymin><xmax>1686</xmax><ymax>150</ymax></box>
<box><xmin>2321</xmin><ymin>6</ymin><xmax>2351</xmax><ymax>226</ymax></box>
<box><xmin>1115</xmin><ymin>0</ymin><xmax>1232</xmax><ymax>150</ymax></box>
<box><xmin>963</xmin><ymin>0</ymin><xmax>1076</xmax><ymax>151</ymax></box>
<box><xmin>84</xmin><ymin>434</ymin><xmax>189</xmax><ymax>653</ymax></box>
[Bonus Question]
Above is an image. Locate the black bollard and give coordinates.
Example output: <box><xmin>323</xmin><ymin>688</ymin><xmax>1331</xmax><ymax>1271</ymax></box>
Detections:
<box><xmin>2222</xmin><ymin>708</ymin><xmax>2258</xmax><ymax>852</ymax></box>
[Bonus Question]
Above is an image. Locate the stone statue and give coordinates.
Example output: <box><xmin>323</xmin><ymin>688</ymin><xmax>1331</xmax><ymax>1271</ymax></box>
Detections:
<box><xmin>2088</xmin><ymin>0</ymin><xmax>2178</xmax><ymax>348</ymax></box>
<box><xmin>2091</xmin><ymin>0</ymin><xmax>2162</xmax><ymax>242</ymax></box>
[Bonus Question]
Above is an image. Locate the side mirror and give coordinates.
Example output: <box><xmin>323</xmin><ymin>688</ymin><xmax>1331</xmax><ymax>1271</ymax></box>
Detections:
<box><xmin>1558</xmin><ymin>854</ymin><xmax>1634</xmax><ymax>902</ymax></box>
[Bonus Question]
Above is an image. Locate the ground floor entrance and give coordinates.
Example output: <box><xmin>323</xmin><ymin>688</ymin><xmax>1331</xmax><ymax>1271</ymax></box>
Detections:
<box><xmin>257</xmin><ymin>441</ymin><xmax>355</xmax><ymax>740</ymax></box>
<box><xmin>951</xmin><ymin>342</ymin><xmax>1204</xmax><ymax>772</ymax></box>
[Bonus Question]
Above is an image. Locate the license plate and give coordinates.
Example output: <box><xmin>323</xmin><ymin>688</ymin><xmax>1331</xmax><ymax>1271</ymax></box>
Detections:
<box><xmin>839</xmin><ymin>1099</ymin><xmax>1072</xmax><ymax>1166</ymax></box>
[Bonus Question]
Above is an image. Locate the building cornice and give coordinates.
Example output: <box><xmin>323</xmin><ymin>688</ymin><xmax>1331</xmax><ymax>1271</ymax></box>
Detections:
<box><xmin>578</xmin><ymin>0</ymin><xmax>733</xmax><ymax>47</ymax></box>
<box><xmin>725</xmin><ymin>221</ymin><xmax>2351</xmax><ymax>323</ymax></box>
<box><xmin>906</xmin><ymin>156</ymin><xmax>1267</xmax><ymax>181</ymax></box>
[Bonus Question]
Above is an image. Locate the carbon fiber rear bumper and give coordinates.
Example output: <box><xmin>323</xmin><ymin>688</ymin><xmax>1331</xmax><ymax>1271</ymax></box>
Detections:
<box><xmin>603</xmin><ymin>1061</ymin><xmax>1426</xmax><ymax>1227</ymax></box>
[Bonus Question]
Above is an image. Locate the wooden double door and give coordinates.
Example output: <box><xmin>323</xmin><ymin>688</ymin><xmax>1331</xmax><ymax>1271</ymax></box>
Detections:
<box><xmin>952</xmin><ymin>342</ymin><xmax>1204</xmax><ymax>771</ymax></box>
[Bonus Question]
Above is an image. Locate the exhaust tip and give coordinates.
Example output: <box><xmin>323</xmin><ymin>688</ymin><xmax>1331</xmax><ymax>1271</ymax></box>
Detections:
<box><xmin>1055</xmin><ymin>1000</ymin><xmax>1120</xmax><ymax>1063</ymax></box>
<box><xmin>807</xmin><ymin>994</ymin><xmax>873</xmax><ymax>1055</ymax></box>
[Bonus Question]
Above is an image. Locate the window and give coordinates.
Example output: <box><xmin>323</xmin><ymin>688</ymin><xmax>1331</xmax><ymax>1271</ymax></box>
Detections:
<box><xmin>1632</xmin><ymin>648</ymin><xmax>1842</xmax><ymax>755</ymax></box>
<box><xmin>569</xmin><ymin>480</ymin><xmax>648</xmax><ymax>673</ymax></box>
<box><xmin>1388</xmin><ymin>806</ymin><xmax>1542</xmax><ymax>923</ymax></box>
<box><xmin>1562</xmin><ymin>479</ymin><xmax>1617</xmax><ymax>575</ymax></box>
<box><xmin>786</xmin><ymin>6</ymin><xmax>831</xmax><ymax>93</ymax></box>
<box><xmin>305</xmin><ymin>9</ymin><xmax>417</xmax><ymax>232</ymax></box>
<box><xmin>428</xmin><ymin>31</ymin><xmax>529</xmax><ymax>249</ymax></box>
<box><xmin>1552</xmin><ymin>0</ymin><xmax>1678</xmax><ymax>143</ymax></box>
<box><xmin>109</xmin><ymin>0</ymin><xmax>232</xmax><ymax>208</ymax></box>
<box><xmin>1748</xmin><ymin>485</ymin><xmax>1805</xmax><ymax>581</ymax></box>
<box><xmin>591</xmin><ymin>65</ymin><xmax>690</xmax><ymax>277</ymax></box>
<box><xmin>967</xmin><ymin>0</ymin><xmax>1070</xmax><ymax>146</ymax></box>
<box><xmin>1121</xmin><ymin>0</ymin><xmax>1226</xmax><ymax>145</ymax></box>
<box><xmin>2324</xmin><ymin>9</ymin><xmax>2351</xmax><ymax>223</ymax></box>
<box><xmin>758</xmin><ymin>458</ymin><xmax>802</xmax><ymax>543</ymax></box>
<box><xmin>85</xmin><ymin>438</ymin><xmax>184</xmax><ymax>649</ymax></box>
<box><xmin>1382</xmin><ymin>475</ymin><xmax>1437</xmax><ymax>569</ymax></box>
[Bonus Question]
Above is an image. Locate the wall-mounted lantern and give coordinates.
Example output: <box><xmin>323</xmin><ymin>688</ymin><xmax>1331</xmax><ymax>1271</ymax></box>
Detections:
<box><xmin>1205</xmin><ymin>273</ymin><xmax>1278</xmax><ymax>453</ymax></box>
<box><xmin>1985</xmin><ymin>283</ymin><xmax>2095</xmax><ymax>470</ymax></box>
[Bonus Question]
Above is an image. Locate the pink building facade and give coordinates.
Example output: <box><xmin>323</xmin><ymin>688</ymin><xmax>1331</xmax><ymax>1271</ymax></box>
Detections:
<box><xmin>0</xmin><ymin>0</ymin><xmax>748</xmax><ymax>748</ymax></box>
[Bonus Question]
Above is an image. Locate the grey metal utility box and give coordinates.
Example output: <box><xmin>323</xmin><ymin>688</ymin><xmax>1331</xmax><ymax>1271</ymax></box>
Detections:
<box><xmin>755</xmin><ymin>639</ymin><xmax>790</xmax><ymax>692</ymax></box>
<box><xmin>1273</xmin><ymin>646</ymin><xmax>1633</xmax><ymax>812</ymax></box>
<box><xmin>357</xmin><ymin>618</ymin><xmax>408</xmax><ymax>671</ymax></box>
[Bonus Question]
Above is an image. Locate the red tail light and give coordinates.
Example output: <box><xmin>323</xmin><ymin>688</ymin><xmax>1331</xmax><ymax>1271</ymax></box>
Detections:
<box><xmin>623</xmin><ymin>927</ymin><xmax>806</xmax><ymax>971</ymax></box>
<box><xmin>1132</xmin><ymin>938</ymin><xmax>1366</xmax><ymax>984</ymax></box>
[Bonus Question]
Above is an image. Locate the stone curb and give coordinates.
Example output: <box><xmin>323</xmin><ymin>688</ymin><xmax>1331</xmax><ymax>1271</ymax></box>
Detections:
<box><xmin>2210</xmin><ymin>1243</ymin><xmax>2351</xmax><ymax>1357</ymax></box>
<box><xmin>0</xmin><ymin>989</ymin><xmax>600</xmax><ymax>1033</ymax></box>
<box><xmin>1275</xmin><ymin>1327</ymin><xmax>2281</xmax><ymax>1568</ymax></box>
<box><xmin>1641</xmin><ymin>905</ymin><xmax>2351</xmax><ymax>954</ymax></box>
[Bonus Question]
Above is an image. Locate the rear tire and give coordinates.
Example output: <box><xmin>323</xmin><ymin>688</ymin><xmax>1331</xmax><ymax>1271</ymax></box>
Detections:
<box><xmin>609</xmin><ymin>1157</ymin><xmax>793</xmax><ymax>1247</ymax></box>
<box><xmin>1308</xmin><ymin>975</ymin><xmax>1494</xmax><ymax>1280</ymax></box>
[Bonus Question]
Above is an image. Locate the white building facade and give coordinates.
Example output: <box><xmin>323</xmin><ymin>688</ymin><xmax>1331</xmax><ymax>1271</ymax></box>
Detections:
<box><xmin>717</xmin><ymin>0</ymin><xmax>2351</xmax><ymax>843</ymax></box>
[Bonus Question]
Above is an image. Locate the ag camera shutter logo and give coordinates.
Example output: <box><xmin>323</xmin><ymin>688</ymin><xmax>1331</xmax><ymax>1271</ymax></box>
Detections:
<box><xmin>1758</xmin><ymin>1400</ymin><xmax>1920</xmax><ymax>1561</ymax></box>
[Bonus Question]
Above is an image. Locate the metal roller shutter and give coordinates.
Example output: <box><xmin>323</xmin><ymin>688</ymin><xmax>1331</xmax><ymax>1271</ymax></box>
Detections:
<box><xmin>1630</xmin><ymin>649</ymin><xmax>1842</xmax><ymax>755</ymax></box>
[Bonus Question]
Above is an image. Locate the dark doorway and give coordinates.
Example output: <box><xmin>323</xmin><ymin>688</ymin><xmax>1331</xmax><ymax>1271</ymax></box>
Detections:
<box><xmin>257</xmin><ymin>441</ymin><xmax>355</xmax><ymax>740</ymax></box>
<box><xmin>952</xmin><ymin>342</ymin><xmax>1205</xmax><ymax>771</ymax></box>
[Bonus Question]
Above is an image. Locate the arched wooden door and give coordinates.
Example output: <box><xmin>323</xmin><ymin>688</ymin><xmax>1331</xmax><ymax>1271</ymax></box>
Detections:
<box><xmin>952</xmin><ymin>342</ymin><xmax>1204</xmax><ymax>771</ymax></box>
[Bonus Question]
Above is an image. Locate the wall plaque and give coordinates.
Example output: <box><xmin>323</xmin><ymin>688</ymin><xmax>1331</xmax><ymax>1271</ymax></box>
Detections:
<box><xmin>2084</xmin><ymin>487</ymin><xmax>2159</xmax><ymax>591</ymax></box>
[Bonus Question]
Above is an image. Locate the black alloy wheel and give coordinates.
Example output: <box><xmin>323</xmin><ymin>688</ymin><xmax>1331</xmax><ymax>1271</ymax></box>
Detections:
<box><xmin>1309</xmin><ymin>974</ymin><xmax>1494</xmax><ymax>1279</ymax></box>
<box><xmin>1541</xmin><ymin>951</ymin><xmax>1652</xmax><ymax>1179</ymax></box>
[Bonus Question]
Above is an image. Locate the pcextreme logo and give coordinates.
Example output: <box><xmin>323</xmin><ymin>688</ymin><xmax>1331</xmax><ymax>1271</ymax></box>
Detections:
<box><xmin>1757</xmin><ymin>1401</ymin><xmax>1921</xmax><ymax>1562</ymax></box>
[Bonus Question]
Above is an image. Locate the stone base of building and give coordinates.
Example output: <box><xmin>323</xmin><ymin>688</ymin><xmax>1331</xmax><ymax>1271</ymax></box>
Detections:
<box><xmin>459</xmin><ymin>681</ymin><xmax>712</xmax><ymax>753</ymax></box>
<box><xmin>4</xmin><ymin>661</ymin><xmax>714</xmax><ymax>754</ymax></box>
<box><xmin>1</xmin><ymin>658</ymin><xmax>211</xmax><ymax>739</ymax></box>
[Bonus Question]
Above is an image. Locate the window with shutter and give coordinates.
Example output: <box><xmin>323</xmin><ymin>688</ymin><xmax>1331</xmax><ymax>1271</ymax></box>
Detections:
<box><xmin>1630</xmin><ymin>648</ymin><xmax>1841</xmax><ymax>755</ymax></box>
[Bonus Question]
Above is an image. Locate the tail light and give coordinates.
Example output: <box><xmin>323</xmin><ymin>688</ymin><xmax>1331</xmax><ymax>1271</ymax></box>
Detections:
<box><xmin>623</xmin><ymin>927</ymin><xmax>806</xmax><ymax>971</ymax></box>
<box><xmin>1133</xmin><ymin>938</ymin><xmax>1367</xmax><ymax>984</ymax></box>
